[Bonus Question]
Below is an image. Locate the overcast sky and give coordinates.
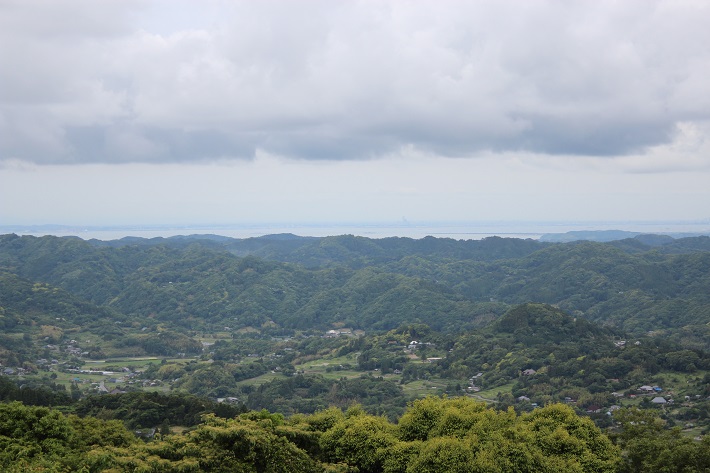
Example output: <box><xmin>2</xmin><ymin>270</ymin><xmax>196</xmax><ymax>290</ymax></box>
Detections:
<box><xmin>1</xmin><ymin>0</ymin><xmax>709</xmax><ymax>229</ymax></box>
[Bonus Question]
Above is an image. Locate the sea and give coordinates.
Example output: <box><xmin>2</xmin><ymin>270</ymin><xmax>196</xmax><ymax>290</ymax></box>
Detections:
<box><xmin>3</xmin><ymin>220</ymin><xmax>710</xmax><ymax>241</ymax></box>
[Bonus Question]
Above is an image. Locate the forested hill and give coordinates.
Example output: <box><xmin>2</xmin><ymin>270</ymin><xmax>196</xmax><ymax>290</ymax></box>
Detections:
<box><xmin>2</xmin><ymin>233</ymin><xmax>710</xmax><ymax>472</ymax></box>
<box><xmin>1</xmin><ymin>233</ymin><xmax>710</xmax><ymax>343</ymax></box>
<box><xmin>91</xmin><ymin>232</ymin><xmax>710</xmax><ymax>266</ymax></box>
<box><xmin>90</xmin><ymin>232</ymin><xmax>550</xmax><ymax>268</ymax></box>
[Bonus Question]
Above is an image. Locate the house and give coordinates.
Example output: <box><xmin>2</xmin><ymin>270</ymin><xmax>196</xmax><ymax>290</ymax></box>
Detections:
<box><xmin>517</xmin><ymin>396</ymin><xmax>530</xmax><ymax>402</ymax></box>
<box><xmin>651</xmin><ymin>397</ymin><xmax>667</xmax><ymax>405</ymax></box>
<box><xmin>216</xmin><ymin>397</ymin><xmax>240</xmax><ymax>404</ymax></box>
<box><xmin>522</xmin><ymin>369</ymin><xmax>536</xmax><ymax>376</ymax></box>
<box><xmin>325</xmin><ymin>329</ymin><xmax>353</xmax><ymax>338</ymax></box>
<box><xmin>638</xmin><ymin>385</ymin><xmax>654</xmax><ymax>392</ymax></box>
<box><xmin>134</xmin><ymin>428</ymin><xmax>156</xmax><ymax>439</ymax></box>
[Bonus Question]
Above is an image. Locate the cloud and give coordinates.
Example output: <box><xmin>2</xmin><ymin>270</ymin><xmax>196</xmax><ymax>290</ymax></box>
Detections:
<box><xmin>1</xmin><ymin>0</ymin><xmax>710</xmax><ymax>164</ymax></box>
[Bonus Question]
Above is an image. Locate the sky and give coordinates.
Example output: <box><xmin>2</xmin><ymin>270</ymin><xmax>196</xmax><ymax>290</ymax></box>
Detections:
<box><xmin>1</xmin><ymin>0</ymin><xmax>710</xmax><ymax>229</ymax></box>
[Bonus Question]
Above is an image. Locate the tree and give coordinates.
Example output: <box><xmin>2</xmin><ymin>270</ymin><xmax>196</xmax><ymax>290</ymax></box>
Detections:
<box><xmin>0</xmin><ymin>401</ymin><xmax>135</xmax><ymax>472</ymax></box>
<box><xmin>405</xmin><ymin>437</ymin><xmax>475</xmax><ymax>473</ymax></box>
<box><xmin>613</xmin><ymin>407</ymin><xmax>710</xmax><ymax>473</ymax></box>
<box><xmin>320</xmin><ymin>408</ymin><xmax>397</xmax><ymax>473</ymax></box>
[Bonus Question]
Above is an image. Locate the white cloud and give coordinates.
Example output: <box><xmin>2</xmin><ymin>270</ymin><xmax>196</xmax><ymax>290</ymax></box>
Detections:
<box><xmin>1</xmin><ymin>0</ymin><xmax>709</xmax><ymax>165</ymax></box>
<box><xmin>613</xmin><ymin>121</ymin><xmax>710</xmax><ymax>173</ymax></box>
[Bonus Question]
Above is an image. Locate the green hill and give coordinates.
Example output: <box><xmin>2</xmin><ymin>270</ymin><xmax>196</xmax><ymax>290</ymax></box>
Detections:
<box><xmin>3</xmin><ymin>233</ymin><xmax>710</xmax><ymax>341</ymax></box>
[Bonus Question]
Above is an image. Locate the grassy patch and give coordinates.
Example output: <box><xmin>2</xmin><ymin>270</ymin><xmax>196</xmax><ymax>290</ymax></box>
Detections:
<box><xmin>293</xmin><ymin>354</ymin><xmax>364</xmax><ymax>380</ymax></box>
<box><xmin>649</xmin><ymin>371</ymin><xmax>708</xmax><ymax>396</ymax></box>
<box><xmin>83</xmin><ymin>357</ymin><xmax>162</xmax><ymax>368</ymax></box>
<box><xmin>235</xmin><ymin>371</ymin><xmax>283</xmax><ymax>388</ymax></box>
<box><xmin>473</xmin><ymin>381</ymin><xmax>516</xmax><ymax>401</ymax></box>
<box><xmin>401</xmin><ymin>379</ymin><xmax>447</xmax><ymax>398</ymax></box>
<box><xmin>680</xmin><ymin>425</ymin><xmax>705</xmax><ymax>439</ymax></box>
<box><xmin>297</xmin><ymin>356</ymin><xmax>352</xmax><ymax>368</ymax></box>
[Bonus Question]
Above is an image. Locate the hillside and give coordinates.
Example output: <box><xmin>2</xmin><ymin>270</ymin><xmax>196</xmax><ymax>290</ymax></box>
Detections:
<box><xmin>2</xmin><ymin>233</ymin><xmax>710</xmax><ymax>341</ymax></box>
<box><xmin>440</xmin><ymin>304</ymin><xmax>709</xmax><ymax>406</ymax></box>
<box><xmin>2</xmin><ymin>233</ymin><xmax>710</xmax><ymax>468</ymax></box>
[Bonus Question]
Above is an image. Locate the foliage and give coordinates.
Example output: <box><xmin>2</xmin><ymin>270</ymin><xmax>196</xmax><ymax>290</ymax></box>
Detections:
<box><xmin>246</xmin><ymin>374</ymin><xmax>409</xmax><ymax>420</ymax></box>
<box><xmin>74</xmin><ymin>391</ymin><xmax>247</xmax><ymax>429</ymax></box>
<box><xmin>612</xmin><ymin>407</ymin><xmax>710</xmax><ymax>472</ymax></box>
<box><xmin>437</xmin><ymin>303</ymin><xmax>710</xmax><ymax>408</ymax></box>
<box><xmin>5</xmin><ymin>395</ymin><xmax>710</xmax><ymax>472</ymax></box>
<box><xmin>0</xmin><ymin>401</ymin><xmax>136</xmax><ymax>472</ymax></box>
<box><xmin>0</xmin><ymin>376</ymin><xmax>71</xmax><ymax>406</ymax></box>
<box><xmin>3</xmin><ymin>233</ymin><xmax>710</xmax><ymax>340</ymax></box>
<box><xmin>319</xmin><ymin>398</ymin><xmax>620</xmax><ymax>473</ymax></box>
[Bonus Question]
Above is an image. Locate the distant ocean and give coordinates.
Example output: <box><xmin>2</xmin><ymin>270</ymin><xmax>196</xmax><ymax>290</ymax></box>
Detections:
<box><xmin>3</xmin><ymin>220</ymin><xmax>710</xmax><ymax>241</ymax></box>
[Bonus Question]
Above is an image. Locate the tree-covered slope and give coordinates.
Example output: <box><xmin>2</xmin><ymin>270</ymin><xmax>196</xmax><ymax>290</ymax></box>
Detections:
<box><xmin>441</xmin><ymin>303</ymin><xmax>620</xmax><ymax>388</ymax></box>
<box><xmin>380</xmin><ymin>240</ymin><xmax>710</xmax><ymax>335</ymax></box>
<box><xmin>0</xmin><ymin>270</ymin><xmax>122</xmax><ymax>330</ymax></box>
<box><xmin>0</xmin><ymin>270</ymin><xmax>126</xmax><ymax>363</ymax></box>
<box><xmin>0</xmin><ymin>235</ymin><xmax>508</xmax><ymax>332</ymax></box>
<box><xmin>2</xmin><ymin>233</ymin><xmax>710</xmax><ymax>339</ymax></box>
<box><xmin>438</xmin><ymin>303</ymin><xmax>710</xmax><ymax>411</ymax></box>
<box><xmin>88</xmin><ymin>232</ymin><xmax>550</xmax><ymax>268</ymax></box>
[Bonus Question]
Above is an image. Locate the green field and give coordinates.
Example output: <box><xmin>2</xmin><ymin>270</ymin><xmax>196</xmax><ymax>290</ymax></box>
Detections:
<box><xmin>295</xmin><ymin>354</ymin><xmax>364</xmax><ymax>380</ymax></box>
<box><xmin>472</xmin><ymin>381</ymin><xmax>516</xmax><ymax>401</ymax></box>
<box><xmin>401</xmin><ymin>379</ymin><xmax>447</xmax><ymax>398</ymax></box>
<box><xmin>235</xmin><ymin>371</ymin><xmax>283</xmax><ymax>388</ymax></box>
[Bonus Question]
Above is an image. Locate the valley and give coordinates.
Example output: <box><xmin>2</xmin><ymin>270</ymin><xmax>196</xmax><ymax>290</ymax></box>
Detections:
<box><xmin>1</xmin><ymin>232</ymin><xmax>710</xmax><ymax>471</ymax></box>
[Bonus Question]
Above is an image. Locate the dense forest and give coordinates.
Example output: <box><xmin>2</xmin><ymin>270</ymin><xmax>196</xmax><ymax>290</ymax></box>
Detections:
<box><xmin>1</xmin><ymin>232</ymin><xmax>710</xmax><ymax>471</ymax></box>
<box><xmin>2</xmin><ymin>232</ymin><xmax>710</xmax><ymax>336</ymax></box>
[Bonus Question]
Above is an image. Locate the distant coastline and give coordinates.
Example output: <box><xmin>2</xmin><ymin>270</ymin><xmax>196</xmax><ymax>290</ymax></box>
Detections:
<box><xmin>2</xmin><ymin>220</ymin><xmax>709</xmax><ymax>241</ymax></box>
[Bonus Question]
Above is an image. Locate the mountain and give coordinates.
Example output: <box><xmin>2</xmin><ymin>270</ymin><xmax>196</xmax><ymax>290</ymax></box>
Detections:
<box><xmin>540</xmin><ymin>230</ymin><xmax>710</xmax><ymax>243</ymax></box>
<box><xmin>2</xmin><ymin>233</ymin><xmax>710</xmax><ymax>344</ymax></box>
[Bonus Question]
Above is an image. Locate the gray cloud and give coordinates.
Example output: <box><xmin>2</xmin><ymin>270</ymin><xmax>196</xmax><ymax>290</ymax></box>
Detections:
<box><xmin>1</xmin><ymin>0</ymin><xmax>709</xmax><ymax>164</ymax></box>
<box><xmin>63</xmin><ymin>125</ymin><xmax>261</xmax><ymax>163</ymax></box>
